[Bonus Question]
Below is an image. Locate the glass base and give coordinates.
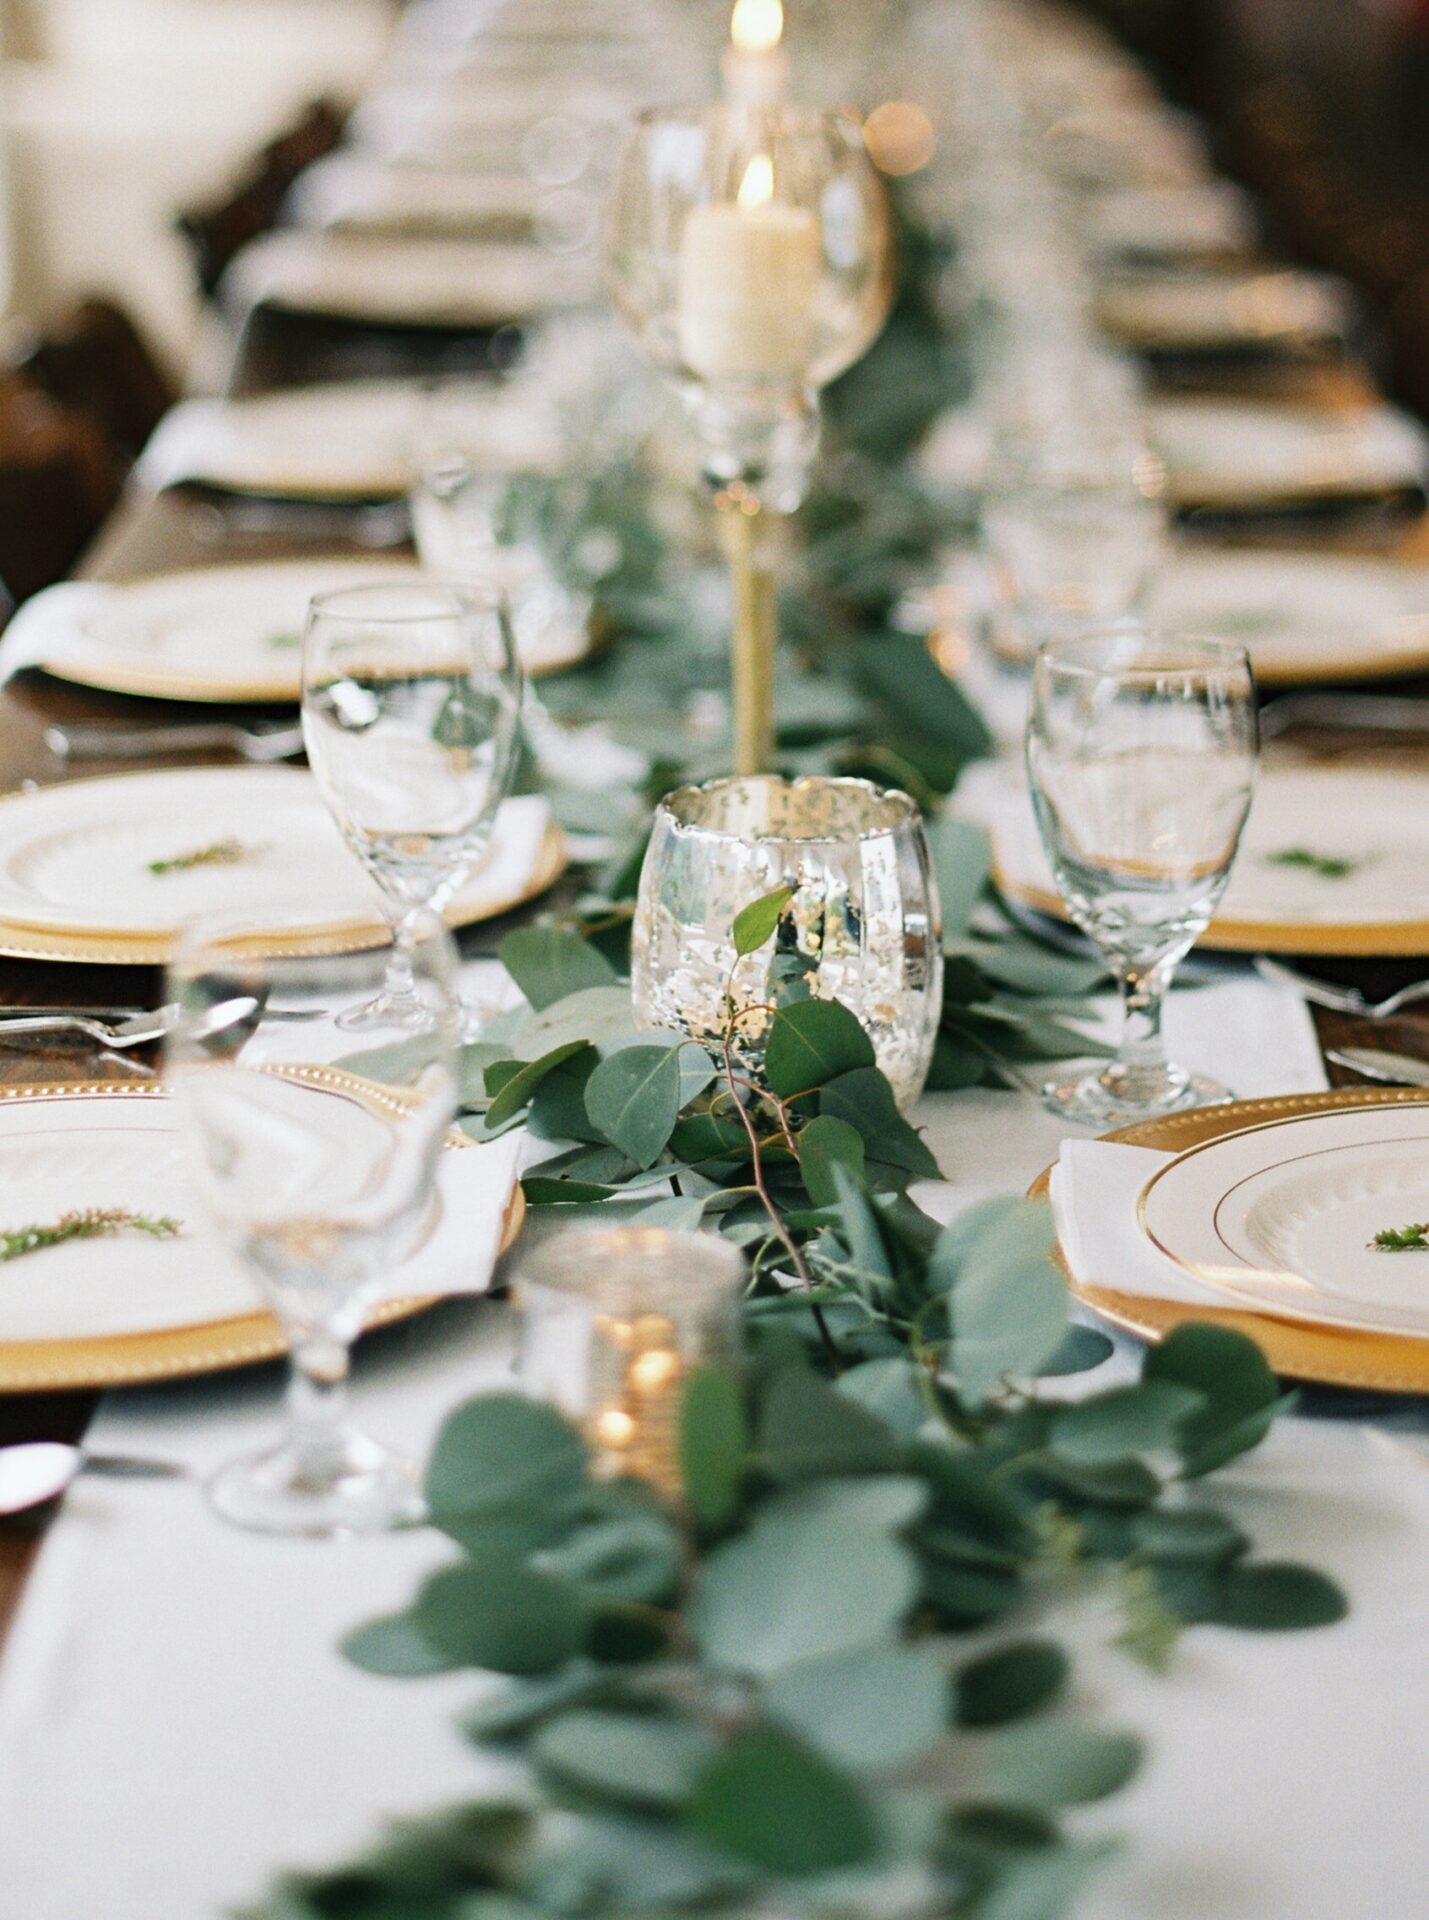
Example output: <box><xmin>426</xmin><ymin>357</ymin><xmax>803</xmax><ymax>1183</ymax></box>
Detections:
<box><xmin>206</xmin><ymin>1432</ymin><xmax>424</xmax><ymax>1537</ymax></box>
<box><xmin>1040</xmin><ymin>1061</ymin><xmax>1233</xmax><ymax>1129</ymax></box>
<box><xmin>335</xmin><ymin>991</ymin><xmax>438</xmax><ymax>1034</ymax></box>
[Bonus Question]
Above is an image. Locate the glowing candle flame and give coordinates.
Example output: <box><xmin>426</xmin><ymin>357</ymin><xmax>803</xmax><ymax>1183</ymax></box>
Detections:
<box><xmin>730</xmin><ymin>0</ymin><xmax>783</xmax><ymax>54</ymax></box>
<box><xmin>737</xmin><ymin>152</ymin><xmax>775</xmax><ymax>211</ymax></box>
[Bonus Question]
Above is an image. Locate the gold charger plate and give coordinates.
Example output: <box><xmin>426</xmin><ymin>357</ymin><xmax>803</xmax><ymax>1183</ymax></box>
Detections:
<box><xmin>993</xmin><ymin>863</ymin><xmax>1429</xmax><ymax>959</ymax></box>
<box><xmin>0</xmin><ymin>818</ymin><xmax>568</xmax><ymax>965</ymax></box>
<box><xmin>1030</xmin><ymin>1086</ymin><xmax>1429</xmax><ymax>1393</ymax></box>
<box><xmin>0</xmin><ymin>1078</ymin><xmax>526</xmax><ymax>1392</ymax></box>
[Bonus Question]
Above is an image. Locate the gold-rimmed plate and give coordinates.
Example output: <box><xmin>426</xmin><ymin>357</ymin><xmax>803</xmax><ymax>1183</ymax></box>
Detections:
<box><xmin>983</xmin><ymin>760</ymin><xmax>1429</xmax><ymax>957</ymax></box>
<box><xmin>0</xmin><ymin>770</ymin><xmax>566</xmax><ymax>965</ymax></box>
<box><xmin>1030</xmin><ymin>1087</ymin><xmax>1429</xmax><ymax>1392</ymax></box>
<box><xmin>0</xmin><ymin>1077</ymin><xmax>525</xmax><ymax>1392</ymax></box>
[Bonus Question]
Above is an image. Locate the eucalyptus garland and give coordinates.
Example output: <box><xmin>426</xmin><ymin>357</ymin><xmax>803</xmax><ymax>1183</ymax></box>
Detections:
<box><xmin>245</xmin><ymin>189</ymin><xmax>1347</xmax><ymax>1920</ymax></box>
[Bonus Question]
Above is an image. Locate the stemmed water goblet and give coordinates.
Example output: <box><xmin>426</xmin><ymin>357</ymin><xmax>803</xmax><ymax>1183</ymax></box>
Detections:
<box><xmin>166</xmin><ymin>910</ymin><xmax>460</xmax><ymax>1536</ymax></box>
<box><xmin>301</xmin><ymin>580</ymin><xmax>523</xmax><ymax>1031</ymax></box>
<box><xmin>1026</xmin><ymin>630</ymin><xmax>1258</xmax><ymax>1124</ymax></box>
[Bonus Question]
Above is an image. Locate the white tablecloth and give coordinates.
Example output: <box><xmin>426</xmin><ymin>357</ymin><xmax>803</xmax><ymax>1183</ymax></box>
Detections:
<box><xmin>1</xmin><ymin>974</ymin><xmax>1427</xmax><ymax>1920</ymax></box>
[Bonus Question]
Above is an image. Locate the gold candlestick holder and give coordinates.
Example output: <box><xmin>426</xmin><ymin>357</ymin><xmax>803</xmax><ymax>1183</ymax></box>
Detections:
<box><xmin>718</xmin><ymin>483</ymin><xmax>778</xmax><ymax>775</ymax></box>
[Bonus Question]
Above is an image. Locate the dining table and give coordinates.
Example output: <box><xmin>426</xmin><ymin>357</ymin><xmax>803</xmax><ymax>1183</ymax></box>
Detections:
<box><xmin>1</xmin><ymin>7</ymin><xmax>1428</xmax><ymax>1917</ymax></box>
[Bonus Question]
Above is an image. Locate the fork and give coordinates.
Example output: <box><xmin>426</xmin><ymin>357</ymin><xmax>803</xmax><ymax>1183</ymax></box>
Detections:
<box><xmin>45</xmin><ymin>721</ymin><xmax>306</xmax><ymax>764</ymax></box>
<box><xmin>0</xmin><ymin>999</ymin><xmax>322</xmax><ymax>1052</ymax></box>
<box><xmin>1254</xmin><ymin>955</ymin><xmax>1429</xmax><ymax>1020</ymax></box>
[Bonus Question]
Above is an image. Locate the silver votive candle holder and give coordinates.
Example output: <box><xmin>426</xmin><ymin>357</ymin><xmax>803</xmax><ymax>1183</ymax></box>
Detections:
<box><xmin>516</xmin><ymin>1224</ymin><xmax>745</xmax><ymax>1494</ymax></box>
<box><xmin>630</xmin><ymin>774</ymin><xmax>943</xmax><ymax>1111</ymax></box>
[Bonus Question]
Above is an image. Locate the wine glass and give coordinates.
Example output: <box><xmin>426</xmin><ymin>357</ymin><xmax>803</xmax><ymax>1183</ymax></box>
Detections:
<box><xmin>1026</xmin><ymin>630</ymin><xmax>1257</xmax><ymax>1124</ymax></box>
<box><xmin>302</xmin><ymin>580</ymin><xmax>522</xmax><ymax>1030</ymax></box>
<box><xmin>166</xmin><ymin>910</ymin><xmax>460</xmax><ymax>1536</ymax></box>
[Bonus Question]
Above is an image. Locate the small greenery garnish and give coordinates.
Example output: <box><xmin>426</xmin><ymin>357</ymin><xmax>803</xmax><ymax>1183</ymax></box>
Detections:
<box><xmin>147</xmin><ymin>838</ymin><xmax>272</xmax><ymax>877</ymax></box>
<box><xmin>1</xmin><ymin>1208</ymin><xmax>180</xmax><ymax>1263</ymax></box>
<box><xmin>1369</xmin><ymin>1222</ymin><xmax>1429</xmax><ymax>1250</ymax></box>
<box><xmin>1264</xmin><ymin>847</ymin><xmax>1360</xmax><ymax>880</ymax></box>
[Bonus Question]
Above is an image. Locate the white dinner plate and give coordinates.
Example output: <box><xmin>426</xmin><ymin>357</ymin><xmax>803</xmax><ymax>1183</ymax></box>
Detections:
<box><xmin>973</xmin><ymin>758</ymin><xmax>1429</xmax><ymax>956</ymax></box>
<box><xmin>1086</xmin><ymin>182</ymin><xmax>1256</xmax><ymax>263</ymax></box>
<box><xmin>1138</xmin><ymin>1102</ymin><xmax>1429</xmax><ymax>1338</ymax></box>
<box><xmin>139</xmin><ymin>380</ymin><xmax>563</xmax><ymax>501</ymax></box>
<box><xmin>1098</xmin><ymin>268</ymin><xmax>1349</xmax><ymax>352</ymax></box>
<box><xmin>288</xmin><ymin>155</ymin><xmax>544</xmax><ymax>241</ymax></box>
<box><xmin>0</xmin><ymin>768</ymin><xmax>560</xmax><ymax>959</ymax></box>
<box><xmin>11</xmin><ymin>554</ymin><xmax>591</xmax><ymax>699</ymax></box>
<box><xmin>1151</xmin><ymin>400</ymin><xmax>1429</xmax><ymax>509</ymax></box>
<box><xmin>1147</xmin><ymin>549</ymin><xmax>1429</xmax><ymax>685</ymax></box>
<box><xmin>220</xmin><ymin>231</ymin><xmax>595</xmax><ymax>328</ymax></box>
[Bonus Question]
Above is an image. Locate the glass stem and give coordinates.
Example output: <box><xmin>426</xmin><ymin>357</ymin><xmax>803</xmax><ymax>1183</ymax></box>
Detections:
<box><xmin>385</xmin><ymin>914</ymin><xmax>421</xmax><ymax>1010</ymax></box>
<box><xmin>1111</xmin><ymin>958</ymin><xmax>1174</xmax><ymax>1099</ymax></box>
<box><xmin>286</xmin><ymin>1336</ymin><xmax>352</xmax><ymax>1476</ymax></box>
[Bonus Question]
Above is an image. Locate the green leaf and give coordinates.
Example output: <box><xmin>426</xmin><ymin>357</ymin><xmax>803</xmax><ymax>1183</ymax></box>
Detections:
<box><xmin>484</xmin><ymin>1041</ymin><xmax>592</xmax><ymax>1131</ymax></box>
<box><xmin>965</xmin><ymin>1840</ymin><xmax>1119</xmax><ymax>1920</ymax></box>
<box><xmin>462</xmin><ymin>1664</ymin><xmax>619</xmax><ymax>1742</ymax></box>
<box><xmin>1131</xmin><ymin>1506</ymin><xmax>1247</xmax><ymax>1566</ymax></box>
<box><xmin>732</xmin><ymin>885</ymin><xmax>794</xmax><ymax>956</ymax></box>
<box><xmin>341</xmin><ymin>1613</ymin><xmax>461</xmax><ymax>1678</ymax></box>
<box><xmin>583</xmin><ymin>1044</ymin><xmax>686</xmax><ymax>1168</ymax></box>
<box><xmin>1200</xmin><ymin>1562</ymin><xmax>1348</xmax><ymax>1631</ymax></box>
<box><xmin>836</xmin><ymin>1357</ymin><xmax>927</xmax><ymax>1438</ymax></box>
<box><xmin>686</xmin><ymin>1724</ymin><xmax>879</xmax><ymax>1875</ymax></box>
<box><xmin>757</xmin><ymin>1363</ymin><xmax>903</xmax><ymax>1481</ymax></box>
<box><xmin>521</xmin><ymin>1177</ymin><xmax>617</xmax><ymax>1206</ymax></box>
<box><xmin>1050</xmin><ymin>1382</ymin><xmax>1206</xmax><ymax>1467</ymax></box>
<box><xmin>527</xmin><ymin>1048</ymin><xmax>604</xmax><ymax>1143</ymax></box>
<box><xmin>979</xmin><ymin>1722</ymin><xmax>1143</xmax><ymax>1809</ymax></box>
<box><xmin>956</xmin><ymin>1640</ymin><xmax>1069</xmax><ymax>1727</ymax></box>
<box><xmin>679</xmin><ymin>1365</ymin><xmax>749</xmax><ymax>1533</ymax></box>
<box><xmin>766</xmin><ymin>1642</ymin><xmax>949</xmax><ymax>1773</ymax></box>
<box><xmin>820</xmin><ymin>1067</ymin><xmax>941</xmax><ymax>1178</ymax></box>
<box><xmin>924</xmin><ymin>815</ymin><xmax>990</xmax><ymax>939</ymax></box>
<box><xmin>414</xmin><ymin>1554</ymin><xmax>591</xmax><ymax>1675</ymax></box>
<box><xmin>425</xmin><ymin>1395</ymin><xmax>587</xmax><ymax>1552</ymax></box>
<box><xmin>533</xmin><ymin>1709</ymin><xmax>717</xmax><ymax>1809</ymax></box>
<box><xmin>765</xmin><ymin>999</ymin><xmax>875</xmax><ymax>1100</ymax></box>
<box><xmin>1143</xmin><ymin>1324</ymin><xmax>1282</xmax><ymax>1475</ymax></box>
<box><xmin>499</xmin><ymin>926</ymin><xmax>617</xmax><ymax>1010</ymax></box>
<box><xmin>513</xmin><ymin>985</ymin><xmax>640</xmax><ymax>1060</ymax></box>
<box><xmin>537</xmin><ymin>1508</ymin><xmax>681</xmax><ymax>1606</ymax></box>
<box><xmin>936</xmin><ymin>1198</ymin><xmax>1067</xmax><ymax>1404</ymax></box>
<box><xmin>692</xmin><ymin>1484</ymin><xmax>919</xmax><ymax>1676</ymax></box>
<box><xmin>797</xmin><ymin>1112</ymin><xmax>867</xmax><ymax>1209</ymax></box>
<box><xmin>1038</xmin><ymin>1325</ymin><xmax>1115</xmax><ymax>1377</ymax></box>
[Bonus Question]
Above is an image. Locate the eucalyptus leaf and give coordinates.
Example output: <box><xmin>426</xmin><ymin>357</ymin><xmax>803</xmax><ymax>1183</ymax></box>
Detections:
<box><xmin>766</xmin><ymin>1641</ymin><xmax>949</xmax><ymax>1773</ymax></box>
<box><xmin>1143</xmin><ymin>1324</ymin><xmax>1283</xmax><ymax>1476</ymax></box>
<box><xmin>425</xmin><ymin>1395</ymin><xmax>587</xmax><ymax>1551</ymax></box>
<box><xmin>936</xmin><ymin>1198</ymin><xmax>1067</xmax><ymax>1405</ymax></box>
<box><xmin>499</xmin><ymin>926</ymin><xmax>617</xmax><ymax>1010</ymax></box>
<box><xmin>820</xmin><ymin>1068</ymin><xmax>941</xmax><ymax>1178</ymax></box>
<box><xmin>462</xmin><ymin>1664</ymin><xmax>621</xmax><ymax>1742</ymax></box>
<box><xmin>686</xmin><ymin>1724</ymin><xmax>879</xmax><ymax>1875</ymax></box>
<box><xmin>1050</xmin><ymin>1382</ymin><xmax>1206</xmax><ymax>1467</ymax></box>
<box><xmin>584</xmin><ymin>1044</ymin><xmax>686</xmax><ymax>1168</ymax></box>
<box><xmin>1198</xmin><ymin>1562</ymin><xmax>1348</xmax><ymax>1631</ymax></box>
<box><xmin>765</xmin><ymin>999</ymin><xmax>875</xmax><ymax>1100</ymax></box>
<box><xmin>341</xmin><ymin>1613</ymin><xmax>462</xmax><ymax>1678</ymax></box>
<box><xmin>955</xmin><ymin>1640</ymin><xmax>1068</xmax><ymax>1727</ymax></box>
<box><xmin>680</xmin><ymin>1365</ymin><xmax>749</xmax><ymax>1533</ymax></box>
<box><xmin>835</xmin><ymin>1357</ymin><xmax>927</xmax><ymax>1438</ymax></box>
<box><xmin>414</xmin><ymin>1554</ymin><xmax>591</xmax><ymax>1675</ymax></box>
<box><xmin>733</xmin><ymin>885</ymin><xmax>794</xmax><ymax>956</ymax></box>
<box><xmin>924</xmin><ymin>816</ymin><xmax>991</xmax><ymax>940</ymax></box>
<box><xmin>979</xmin><ymin>1723</ymin><xmax>1143</xmax><ymax>1809</ymax></box>
<box><xmin>756</xmin><ymin>1362</ymin><xmax>903</xmax><ymax>1481</ymax></box>
<box><xmin>797</xmin><ymin>1113</ymin><xmax>867</xmax><ymax>1210</ymax></box>
<box><xmin>533</xmin><ymin>1709</ymin><xmax>717</xmax><ymax>1809</ymax></box>
<box><xmin>1131</xmin><ymin>1507</ymin><xmax>1247</xmax><ymax>1567</ymax></box>
<box><xmin>483</xmin><ymin>1041</ymin><xmax>592</xmax><ymax>1131</ymax></box>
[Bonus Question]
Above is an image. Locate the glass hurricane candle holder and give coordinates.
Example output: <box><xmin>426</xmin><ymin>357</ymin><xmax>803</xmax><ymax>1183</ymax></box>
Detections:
<box><xmin>517</xmin><ymin>1225</ymin><xmax>745</xmax><ymax>1494</ymax></box>
<box><xmin>631</xmin><ymin>774</ymin><xmax>943</xmax><ymax>1111</ymax></box>
<box><xmin>605</xmin><ymin>104</ymin><xmax>895</xmax><ymax>774</ymax></box>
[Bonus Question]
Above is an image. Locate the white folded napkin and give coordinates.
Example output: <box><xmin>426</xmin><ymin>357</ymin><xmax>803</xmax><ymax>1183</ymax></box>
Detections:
<box><xmin>0</xmin><ymin>582</ymin><xmax>111</xmax><ymax>686</ymax></box>
<box><xmin>1051</xmin><ymin>1139</ymin><xmax>1226</xmax><ymax>1309</ymax></box>
<box><xmin>388</xmin><ymin>1130</ymin><xmax>523</xmax><ymax>1302</ymax></box>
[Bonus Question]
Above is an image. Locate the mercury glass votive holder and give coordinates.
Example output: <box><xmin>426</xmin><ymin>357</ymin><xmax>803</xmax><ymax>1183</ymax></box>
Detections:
<box><xmin>631</xmin><ymin>775</ymin><xmax>944</xmax><ymax>1111</ymax></box>
<box><xmin>516</xmin><ymin>1225</ymin><xmax>745</xmax><ymax>1494</ymax></box>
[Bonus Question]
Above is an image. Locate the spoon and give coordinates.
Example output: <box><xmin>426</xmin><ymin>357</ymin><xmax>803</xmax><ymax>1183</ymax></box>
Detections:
<box><xmin>0</xmin><ymin>1442</ymin><xmax>185</xmax><ymax>1516</ymax></box>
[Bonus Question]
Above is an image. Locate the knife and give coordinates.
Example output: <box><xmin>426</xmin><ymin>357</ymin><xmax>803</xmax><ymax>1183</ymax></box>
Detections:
<box><xmin>0</xmin><ymin>1006</ymin><xmax>147</xmax><ymax>1023</ymax></box>
<box><xmin>1327</xmin><ymin>1046</ymin><xmax>1429</xmax><ymax>1088</ymax></box>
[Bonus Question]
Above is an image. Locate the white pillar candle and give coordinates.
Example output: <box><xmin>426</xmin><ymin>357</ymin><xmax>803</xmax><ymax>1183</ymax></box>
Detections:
<box><xmin>721</xmin><ymin>0</ymin><xmax>789</xmax><ymax>106</ymax></box>
<box><xmin>676</xmin><ymin>158</ymin><xmax>821</xmax><ymax>380</ymax></box>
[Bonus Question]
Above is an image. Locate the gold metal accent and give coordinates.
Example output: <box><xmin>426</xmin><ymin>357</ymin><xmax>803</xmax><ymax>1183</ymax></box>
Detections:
<box><xmin>0</xmin><ymin>1076</ymin><xmax>525</xmax><ymax>1392</ymax></box>
<box><xmin>1030</xmin><ymin>1086</ymin><xmax>1429</xmax><ymax>1394</ymax></box>
<box><xmin>719</xmin><ymin>489</ymin><xmax>776</xmax><ymax>776</ymax></box>
<box><xmin>0</xmin><ymin>819</ymin><xmax>567</xmax><ymax>965</ymax></box>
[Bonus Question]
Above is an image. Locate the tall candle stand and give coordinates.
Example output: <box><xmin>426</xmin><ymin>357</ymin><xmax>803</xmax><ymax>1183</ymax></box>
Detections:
<box><xmin>605</xmin><ymin>104</ymin><xmax>895</xmax><ymax>776</ymax></box>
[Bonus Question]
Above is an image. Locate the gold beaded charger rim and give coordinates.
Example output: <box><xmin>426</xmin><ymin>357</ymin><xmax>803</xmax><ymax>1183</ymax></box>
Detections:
<box><xmin>992</xmin><ymin>863</ymin><xmax>1429</xmax><ymax>958</ymax></box>
<box><xmin>0</xmin><ymin>1074</ymin><xmax>525</xmax><ymax>1392</ymax></box>
<box><xmin>0</xmin><ymin>820</ymin><xmax>568</xmax><ymax>965</ymax></box>
<box><xmin>1028</xmin><ymin>1085</ymin><xmax>1429</xmax><ymax>1394</ymax></box>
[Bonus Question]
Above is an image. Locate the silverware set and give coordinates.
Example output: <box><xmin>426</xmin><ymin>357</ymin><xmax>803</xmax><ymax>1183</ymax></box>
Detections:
<box><xmin>1254</xmin><ymin>956</ymin><xmax>1429</xmax><ymax>1020</ymax></box>
<box><xmin>45</xmin><ymin>720</ymin><xmax>306</xmax><ymax>764</ymax></box>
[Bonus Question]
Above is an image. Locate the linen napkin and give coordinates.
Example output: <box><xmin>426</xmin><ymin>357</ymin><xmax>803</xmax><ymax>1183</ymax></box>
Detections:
<box><xmin>1050</xmin><ymin>1139</ymin><xmax>1227</xmax><ymax>1309</ymax></box>
<box><xmin>0</xmin><ymin>581</ymin><xmax>111</xmax><ymax>686</ymax></box>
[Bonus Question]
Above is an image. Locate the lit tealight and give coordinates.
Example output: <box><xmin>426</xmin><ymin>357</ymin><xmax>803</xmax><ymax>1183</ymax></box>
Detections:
<box><xmin>594</xmin><ymin>1407</ymin><xmax>639</xmax><ymax>1450</ymax></box>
